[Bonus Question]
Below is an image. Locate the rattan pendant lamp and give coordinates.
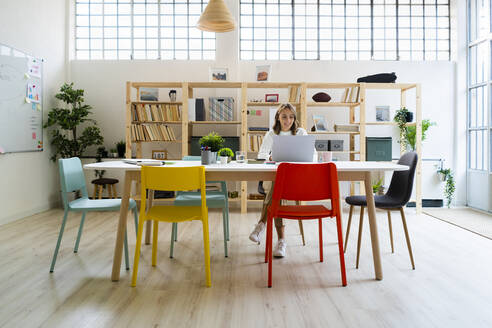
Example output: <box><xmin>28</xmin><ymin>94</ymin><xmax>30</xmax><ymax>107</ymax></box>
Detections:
<box><xmin>196</xmin><ymin>0</ymin><xmax>236</xmax><ymax>32</ymax></box>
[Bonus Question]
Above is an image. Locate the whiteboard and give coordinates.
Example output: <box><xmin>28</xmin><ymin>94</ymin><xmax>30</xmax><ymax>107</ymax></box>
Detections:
<box><xmin>0</xmin><ymin>43</ymin><xmax>43</xmax><ymax>153</ymax></box>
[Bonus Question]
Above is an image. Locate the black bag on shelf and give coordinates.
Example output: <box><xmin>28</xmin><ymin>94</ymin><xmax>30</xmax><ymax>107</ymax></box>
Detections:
<box><xmin>357</xmin><ymin>72</ymin><xmax>397</xmax><ymax>83</ymax></box>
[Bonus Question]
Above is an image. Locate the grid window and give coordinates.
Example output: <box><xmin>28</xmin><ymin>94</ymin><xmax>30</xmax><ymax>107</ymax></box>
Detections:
<box><xmin>240</xmin><ymin>0</ymin><xmax>451</xmax><ymax>61</ymax></box>
<box><xmin>75</xmin><ymin>0</ymin><xmax>215</xmax><ymax>60</ymax></box>
<box><xmin>467</xmin><ymin>0</ymin><xmax>491</xmax><ymax>172</ymax></box>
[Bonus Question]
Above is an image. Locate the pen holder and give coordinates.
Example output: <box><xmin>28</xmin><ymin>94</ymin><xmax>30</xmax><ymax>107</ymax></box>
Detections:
<box><xmin>201</xmin><ymin>150</ymin><xmax>217</xmax><ymax>165</ymax></box>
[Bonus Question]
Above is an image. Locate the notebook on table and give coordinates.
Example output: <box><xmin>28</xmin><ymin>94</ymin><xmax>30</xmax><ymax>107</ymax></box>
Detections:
<box><xmin>271</xmin><ymin>135</ymin><xmax>315</xmax><ymax>162</ymax></box>
<box><xmin>122</xmin><ymin>159</ymin><xmax>163</xmax><ymax>166</ymax></box>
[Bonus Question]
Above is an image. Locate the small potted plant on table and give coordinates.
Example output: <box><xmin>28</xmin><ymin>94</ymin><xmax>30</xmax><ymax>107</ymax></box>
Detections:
<box><xmin>199</xmin><ymin>132</ymin><xmax>224</xmax><ymax>164</ymax></box>
<box><xmin>218</xmin><ymin>147</ymin><xmax>234</xmax><ymax>164</ymax></box>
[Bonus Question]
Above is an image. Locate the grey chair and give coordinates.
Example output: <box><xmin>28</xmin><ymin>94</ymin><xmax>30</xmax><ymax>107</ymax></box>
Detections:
<box><xmin>344</xmin><ymin>152</ymin><xmax>418</xmax><ymax>270</ymax></box>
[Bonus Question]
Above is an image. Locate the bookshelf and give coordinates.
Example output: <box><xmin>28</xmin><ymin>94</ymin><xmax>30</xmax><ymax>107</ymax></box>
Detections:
<box><xmin>125</xmin><ymin>81</ymin><xmax>422</xmax><ymax>214</ymax></box>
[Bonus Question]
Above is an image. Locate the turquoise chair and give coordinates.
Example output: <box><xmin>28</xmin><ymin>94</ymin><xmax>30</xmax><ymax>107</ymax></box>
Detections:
<box><xmin>171</xmin><ymin>156</ymin><xmax>230</xmax><ymax>257</ymax></box>
<box><xmin>50</xmin><ymin>157</ymin><xmax>138</xmax><ymax>273</ymax></box>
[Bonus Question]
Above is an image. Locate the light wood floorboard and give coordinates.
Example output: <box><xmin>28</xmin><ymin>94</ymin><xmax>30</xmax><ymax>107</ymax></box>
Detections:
<box><xmin>0</xmin><ymin>207</ymin><xmax>491</xmax><ymax>328</ymax></box>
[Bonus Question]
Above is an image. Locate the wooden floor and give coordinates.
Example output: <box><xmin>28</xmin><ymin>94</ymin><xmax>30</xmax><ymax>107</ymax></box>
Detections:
<box><xmin>1</xmin><ymin>207</ymin><xmax>491</xmax><ymax>328</ymax></box>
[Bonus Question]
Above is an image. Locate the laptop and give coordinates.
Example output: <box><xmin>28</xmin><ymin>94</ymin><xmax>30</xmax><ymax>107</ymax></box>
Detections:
<box><xmin>271</xmin><ymin>135</ymin><xmax>315</xmax><ymax>162</ymax></box>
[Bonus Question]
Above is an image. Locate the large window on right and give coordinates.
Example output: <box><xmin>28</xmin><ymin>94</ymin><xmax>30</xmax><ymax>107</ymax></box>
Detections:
<box><xmin>468</xmin><ymin>0</ymin><xmax>491</xmax><ymax>172</ymax></box>
<box><xmin>240</xmin><ymin>0</ymin><xmax>451</xmax><ymax>61</ymax></box>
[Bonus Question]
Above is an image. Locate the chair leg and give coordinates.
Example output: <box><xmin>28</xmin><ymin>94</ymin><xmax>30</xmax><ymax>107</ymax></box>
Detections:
<box><xmin>399</xmin><ymin>208</ymin><xmax>415</xmax><ymax>270</ymax></box>
<box><xmin>112</xmin><ymin>185</ymin><xmax>118</xmax><ymax>198</ymax></box>
<box><xmin>107</xmin><ymin>185</ymin><xmax>112</xmax><ymax>199</ymax></box>
<box><xmin>344</xmin><ymin>205</ymin><xmax>354</xmax><ymax>253</ymax></box>
<box><xmin>131</xmin><ymin>218</ymin><xmax>146</xmax><ymax>287</ymax></box>
<box><xmin>124</xmin><ymin>230</ymin><xmax>130</xmax><ymax>270</ymax></box>
<box><xmin>170</xmin><ymin>222</ymin><xmax>177</xmax><ymax>258</ymax></box>
<box><xmin>335</xmin><ymin>212</ymin><xmax>348</xmax><ymax>286</ymax></box>
<box><xmin>266</xmin><ymin>215</ymin><xmax>274</xmax><ymax>288</ymax></box>
<box><xmin>225</xmin><ymin>206</ymin><xmax>230</xmax><ymax>241</ymax></box>
<box><xmin>133</xmin><ymin>209</ymin><xmax>139</xmax><ymax>238</ymax></box>
<box><xmin>202</xmin><ymin>214</ymin><xmax>212</xmax><ymax>287</ymax></box>
<box><xmin>152</xmin><ymin>220</ymin><xmax>159</xmax><ymax>266</ymax></box>
<box><xmin>318</xmin><ymin>218</ymin><xmax>323</xmax><ymax>262</ymax></box>
<box><xmin>74</xmin><ymin>212</ymin><xmax>87</xmax><ymax>253</ymax></box>
<box><xmin>387</xmin><ymin>210</ymin><xmax>394</xmax><ymax>253</ymax></box>
<box><xmin>222</xmin><ymin>208</ymin><xmax>228</xmax><ymax>257</ymax></box>
<box><xmin>174</xmin><ymin>222</ymin><xmax>178</xmax><ymax>242</ymax></box>
<box><xmin>92</xmin><ymin>186</ymin><xmax>97</xmax><ymax>200</ymax></box>
<box><xmin>50</xmin><ymin>210</ymin><xmax>70</xmax><ymax>272</ymax></box>
<box><xmin>356</xmin><ymin>206</ymin><xmax>365</xmax><ymax>269</ymax></box>
<box><xmin>98</xmin><ymin>185</ymin><xmax>103</xmax><ymax>199</ymax></box>
<box><xmin>298</xmin><ymin>220</ymin><xmax>306</xmax><ymax>246</ymax></box>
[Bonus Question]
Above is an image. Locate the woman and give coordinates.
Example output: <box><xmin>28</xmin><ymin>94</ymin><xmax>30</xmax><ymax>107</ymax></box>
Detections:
<box><xmin>249</xmin><ymin>103</ymin><xmax>317</xmax><ymax>258</ymax></box>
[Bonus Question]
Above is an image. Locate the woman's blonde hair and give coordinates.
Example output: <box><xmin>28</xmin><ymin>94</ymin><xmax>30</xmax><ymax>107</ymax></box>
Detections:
<box><xmin>272</xmin><ymin>103</ymin><xmax>299</xmax><ymax>135</ymax></box>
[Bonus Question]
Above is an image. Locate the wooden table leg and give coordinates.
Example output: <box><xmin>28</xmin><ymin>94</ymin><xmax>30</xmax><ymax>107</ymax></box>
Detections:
<box><xmin>363</xmin><ymin>172</ymin><xmax>383</xmax><ymax>280</ymax></box>
<box><xmin>145</xmin><ymin>190</ymin><xmax>154</xmax><ymax>245</ymax></box>
<box><xmin>111</xmin><ymin>170</ymin><xmax>134</xmax><ymax>281</ymax></box>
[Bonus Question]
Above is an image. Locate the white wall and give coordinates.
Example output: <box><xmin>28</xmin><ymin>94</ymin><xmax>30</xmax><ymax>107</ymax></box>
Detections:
<box><xmin>0</xmin><ymin>0</ymin><xmax>67</xmax><ymax>224</ymax></box>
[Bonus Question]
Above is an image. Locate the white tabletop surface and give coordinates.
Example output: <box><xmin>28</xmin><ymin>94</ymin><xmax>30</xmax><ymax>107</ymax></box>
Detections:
<box><xmin>83</xmin><ymin>160</ymin><xmax>408</xmax><ymax>172</ymax></box>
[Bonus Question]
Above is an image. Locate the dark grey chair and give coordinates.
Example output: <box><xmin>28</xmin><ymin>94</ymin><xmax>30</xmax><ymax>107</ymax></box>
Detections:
<box><xmin>344</xmin><ymin>152</ymin><xmax>418</xmax><ymax>270</ymax></box>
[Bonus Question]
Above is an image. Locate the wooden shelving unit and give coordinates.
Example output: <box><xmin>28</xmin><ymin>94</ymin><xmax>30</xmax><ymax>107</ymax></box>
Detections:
<box><xmin>125</xmin><ymin>81</ymin><xmax>422</xmax><ymax>214</ymax></box>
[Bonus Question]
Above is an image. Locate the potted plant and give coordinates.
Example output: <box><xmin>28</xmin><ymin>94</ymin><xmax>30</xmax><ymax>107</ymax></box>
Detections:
<box><xmin>199</xmin><ymin>132</ymin><xmax>224</xmax><ymax>164</ymax></box>
<box><xmin>43</xmin><ymin>83</ymin><xmax>104</xmax><ymax>161</ymax></box>
<box><xmin>394</xmin><ymin>107</ymin><xmax>411</xmax><ymax>150</ymax></box>
<box><xmin>404</xmin><ymin>119</ymin><xmax>436</xmax><ymax>151</ymax></box>
<box><xmin>218</xmin><ymin>147</ymin><xmax>234</xmax><ymax>164</ymax></box>
<box><xmin>437</xmin><ymin>168</ymin><xmax>455</xmax><ymax>208</ymax></box>
<box><xmin>372</xmin><ymin>178</ymin><xmax>385</xmax><ymax>195</ymax></box>
<box><xmin>109</xmin><ymin>148</ymin><xmax>118</xmax><ymax>158</ymax></box>
<box><xmin>94</xmin><ymin>146</ymin><xmax>107</xmax><ymax>179</ymax></box>
<box><xmin>116</xmin><ymin>140</ymin><xmax>126</xmax><ymax>158</ymax></box>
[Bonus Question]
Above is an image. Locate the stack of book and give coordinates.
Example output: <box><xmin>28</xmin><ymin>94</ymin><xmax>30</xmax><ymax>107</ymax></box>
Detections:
<box><xmin>249</xmin><ymin>134</ymin><xmax>264</xmax><ymax>152</ymax></box>
<box><xmin>132</xmin><ymin>103</ymin><xmax>181</xmax><ymax>122</ymax></box>
<box><xmin>131</xmin><ymin>124</ymin><xmax>177</xmax><ymax>141</ymax></box>
<box><xmin>334</xmin><ymin>124</ymin><xmax>360</xmax><ymax>132</ymax></box>
<box><xmin>340</xmin><ymin>86</ymin><xmax>360</xmax><ymax>103</ymax></box>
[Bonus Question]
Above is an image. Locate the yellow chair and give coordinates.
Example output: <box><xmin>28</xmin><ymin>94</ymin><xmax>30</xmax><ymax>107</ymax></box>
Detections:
<box><xmin>131</xmin><ymin>166</ymin><xmax>211</xmax><ymax>287</ymax></box>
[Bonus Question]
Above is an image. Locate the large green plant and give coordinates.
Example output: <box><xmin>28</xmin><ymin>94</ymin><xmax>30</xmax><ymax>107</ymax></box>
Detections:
<box><xmin>44</xmin><ymin>83</ymin><xmax>104</xmax><ymax>161</ymax></box>
<box><xmin>199</xmin><ymin>132</ymin><xmax>224</xmax><ymax>152</ymax></box>
<box><xmin>405</xmin><ymin>119</ymin><xmax>436</xmax><ymax>151</ymax></box>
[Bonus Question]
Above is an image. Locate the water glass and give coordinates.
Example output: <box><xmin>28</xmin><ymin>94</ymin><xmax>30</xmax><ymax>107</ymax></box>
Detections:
<box><xmin>236</xmin><ymin>151</ymin><xmax>246</xmax><ymax>163</ymax></box>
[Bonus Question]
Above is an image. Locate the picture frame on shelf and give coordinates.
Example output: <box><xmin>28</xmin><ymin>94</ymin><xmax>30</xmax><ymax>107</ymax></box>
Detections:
<box><xmin>256</xmin><ymin>65</ymin><xmax>271</xmax><ymax>81</ymax></box>
<box><xmin>209</xmin><ymin>67</ymin><xmax>228</xmax><ymax>81</ymax></box>
<box><xmin>140</xmin><ymin>87</ymin><xmax>158</xmax><ymax>101</ymax></box>
<box><xmin>265</xmin><ymin>93</ymin><xmax>279</xmax><ymax>102</ymax></box>
<box><xmin>152</xmin><ymin>149</ymin><xmax>168</xmax><ymax>160</ymax></box>
<box><xmin>312</xmin><ymin>114</ymin><xmax>328</xmax><ymax>131</ymax></box>
<box><xmin>376</xmin><ymin>105</ymin><xmax>390</xmax><ymax>122</ymax></box>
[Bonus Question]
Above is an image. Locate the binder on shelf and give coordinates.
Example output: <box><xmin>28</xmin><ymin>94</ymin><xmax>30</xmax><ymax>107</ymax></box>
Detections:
<box><xmin>209</xmin><ymin>97</ymin><xmax>234</xmax><ymax>121</ymax></box>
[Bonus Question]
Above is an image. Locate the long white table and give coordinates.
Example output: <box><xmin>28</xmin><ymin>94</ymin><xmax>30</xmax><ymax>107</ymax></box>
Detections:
<box><xmin>84</xmin><ymin>160</ymin><xmax>408</xmax><ymax>282</ymax></box>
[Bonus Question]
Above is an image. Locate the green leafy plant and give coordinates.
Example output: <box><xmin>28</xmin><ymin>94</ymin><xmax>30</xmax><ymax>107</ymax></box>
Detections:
<box><xmin>43</xmin><ymin>83</ymin><xmax>103</xmax><ymax>161</ymax></box>
<box><xmin>405</xmin><ymin>119</ymin><xmax>436</xmax><ymax>151</ymax></box>
<box><xmin>437</xmin><ymin>168</ymin><xmax>455</xmax><ymax>208</ymax></box>
<box><xmin>394</xmin><ymin>107</ymin><xmax>410</xmax><ymax>149</ymax></box>
<box><xmin>218</xmin><ymin>147</ymin><xmax>234</xmax><ymax>158</ymax></box>
<box><xmin>199</xmin><ymin>132</ymin><xmax>224</xmax><ymax>152</ymax></box>
<box><xmin>94</xmin><ymin>146</ymin><xmax>107</xmax><ymax>179</ymax></box>
<box><xmin>116</xmin><ymin>140</ymin><xmax>126</xmax><ymax>158</ymax></box>
<box><xmin>372</xmin><ymin>178</ymin><xmax>384</xmax><ymax>195</ymax></box>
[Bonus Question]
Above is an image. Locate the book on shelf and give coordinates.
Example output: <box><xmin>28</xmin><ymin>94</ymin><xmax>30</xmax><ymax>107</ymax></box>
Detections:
<box><xmin>333</xmin><ymin>124</ymin><xmax>360</xmax><ymax>132</ymax></box>
<box><xmin>248</xmin><ymin>134</ymin><xmax>264</xmax><ymax>152</ymax></box>
<box><xmin>248</xmin><ymin>127</ymin><xmax>269</xmax><ymax>131</ymax></box>
<box><xmin>288</xmin><ymin>85</ymin><xmax>299</xmax><ymax>102</ymax></box>
<box><xmin>340</xmin><ymin>87</ymin><xmax>360</xmax><ymax>103</ymax></box>
<box><xmin>132</xmin><ymin>103</ymin><xmax>181</xmax><ymax>122</ymax></box>
<box><xmin>131</xmin><ymin>123</ymin><xmax>177</xmax><ymax>141</ymax></box>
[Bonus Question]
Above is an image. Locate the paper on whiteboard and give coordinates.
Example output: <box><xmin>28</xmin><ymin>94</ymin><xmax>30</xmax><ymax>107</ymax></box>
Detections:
<box><xmin>27</xmin><ymin>57</ymin><xmax>41</xmax><ymax>78</ymax></box>
<box><xmin>27</xmin><ymin>82</ymin><xmax>40</xmax><ymax>103</ymax></box>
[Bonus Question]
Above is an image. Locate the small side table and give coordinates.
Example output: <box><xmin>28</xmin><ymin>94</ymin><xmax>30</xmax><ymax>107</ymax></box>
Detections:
<box><xmin>91</xmin><ymin>178</ymin><xmax>119</xmax><ymax>199</ymax></box>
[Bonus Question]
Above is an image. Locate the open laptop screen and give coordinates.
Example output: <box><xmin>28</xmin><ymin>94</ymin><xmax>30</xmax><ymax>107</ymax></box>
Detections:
<box><xmin>271</xmin><ymin>135</ymin><xmax>315</xmax><ymax>162</ymax></box>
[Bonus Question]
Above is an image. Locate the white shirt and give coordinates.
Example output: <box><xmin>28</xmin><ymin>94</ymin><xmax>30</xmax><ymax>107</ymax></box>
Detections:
<box><xmin>257</xmin><ymin>128</ymin><xmax>318</xmax><ymax>162</ymax></box>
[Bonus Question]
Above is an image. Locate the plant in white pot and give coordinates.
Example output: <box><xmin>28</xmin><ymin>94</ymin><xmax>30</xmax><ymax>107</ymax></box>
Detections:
<box><xmin>218</xmin><ymin>147</ymin><xmax>234</xmax><ymax>164</ymax></box>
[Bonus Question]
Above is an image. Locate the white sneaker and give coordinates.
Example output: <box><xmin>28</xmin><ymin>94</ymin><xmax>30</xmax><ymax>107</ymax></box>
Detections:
<box><xmin>249</xmin><ymin>222</ymin><xmax>266</xmax><ymax>244</ymax></box>
<box><xmin>273</xmin><ymin>239</ymin><xmax>287</xmax><ymax>258</ymax></box>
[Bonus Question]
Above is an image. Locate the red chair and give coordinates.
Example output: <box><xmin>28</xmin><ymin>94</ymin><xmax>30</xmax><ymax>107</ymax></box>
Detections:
<box><xmin>265</xmin><ymin>162</ymin><xmax>347</xmax><ymax>288</ymax></box>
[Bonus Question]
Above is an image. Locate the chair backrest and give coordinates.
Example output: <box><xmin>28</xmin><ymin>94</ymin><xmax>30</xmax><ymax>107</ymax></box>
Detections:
<box><xmin>140</xmin><ymin>166</ymin><xmax>207</xmax><ymax>210</ymax></box>
<box><xmin>58</xmin><ymin>157</ymin><xmax>89</xmax><ymax>207</ymax></box>
<box><xmin>385</xmin><ymin>152</ymin><xmax>418</xmax><ymax>206</ymax></box>
<box><xmin>272</xmin><ymin>162</ymin><xmax>340</xmax><ymax>205</ymax></box>
<box><xmin>182</xmin><ymin>156</ymin><xmax>201</xmax><ymax>161</ymax></box>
